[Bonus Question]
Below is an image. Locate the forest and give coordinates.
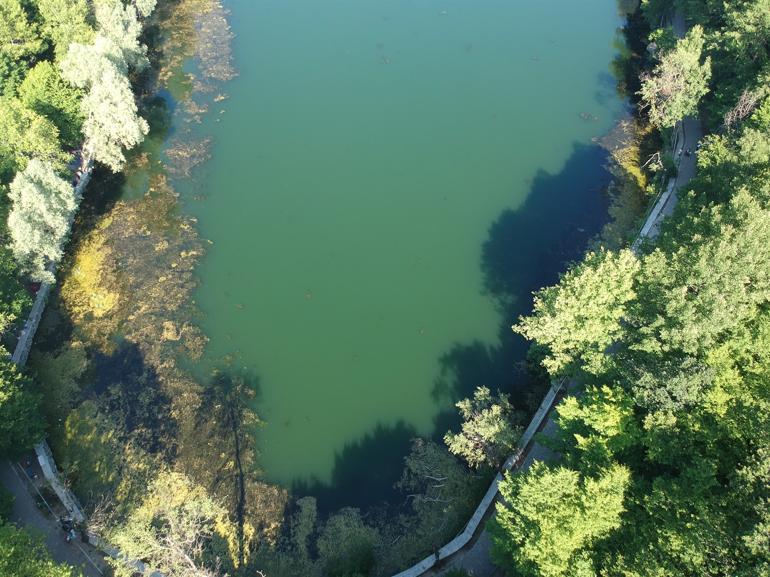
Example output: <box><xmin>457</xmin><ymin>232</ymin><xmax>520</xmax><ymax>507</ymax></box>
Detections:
<box><xmin>0</xmin><ymin>0</ymin><xmax>768</xmax><ymax>576</ymax></box>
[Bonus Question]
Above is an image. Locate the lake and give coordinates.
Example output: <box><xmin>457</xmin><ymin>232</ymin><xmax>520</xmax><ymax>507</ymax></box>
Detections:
<box><xmin>179</xmin><ymin>0</ymin><xmax>626</xmax><ymax>507</ymax></box>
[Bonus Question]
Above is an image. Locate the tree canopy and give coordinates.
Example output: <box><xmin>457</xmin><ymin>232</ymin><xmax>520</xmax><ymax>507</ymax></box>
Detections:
<box><xmin>0</xmin><ymin>522</ymin><xmax>82</xmax><ymax>577</ymax></box>
<box><xmin>513</xmin><ymin>249</ymin><xmax>639</xmax><ymax>377</ymax></box>
<box><xmin>0</xmin><ymin>97</ymin><xmax>68</xmax><ymax>179</ymax></box>
<box><xmin>0</xmin><ymin>357</ymin><xmax>44</xmax><ymax>456</ymax></box>
<box><xmin>59</xmin><ymin>0</ymin><xmax>151</xmax><ymax>172</ymax></box>
<box><xmin>444</xmin><ymin>386</ymin><xmax>520</xmax><ymax>469</ymax></box>
<box><xmin>495</xmin><ymin>3</ymin><xmax>770</xmax><ymax>576</ymax></box>
<box><xmin>491</xmin><ymin>462</ymin><xmax>630</xmax><ymax>577</ymax></box>
<box><xmin>33</xmin><ymin>0</ymin><xmax>93</xmax><ymax>60</ymax></box>
<box><xmin>19</xmin><ymin>61</ymin><xmax>84</xmax><ymax>148</ymax></box>
<box><xmin>0</xmin><ymin>0</ymin><xmax>45</xmax><ymax>96</ymax></box>
<box><xmin>640</xmin><ymin>25</ymin><xmax>711</xmax><ymax>127</ymax></box>
<box><xmin>108</xmin><ymin>471</ymin><xmax>237</xmax><ymax>577</ymax></box>
<box><xmin>7</xmin><ymin>158</ymin><xmax>78</xmax><ymax>282</ymax></box>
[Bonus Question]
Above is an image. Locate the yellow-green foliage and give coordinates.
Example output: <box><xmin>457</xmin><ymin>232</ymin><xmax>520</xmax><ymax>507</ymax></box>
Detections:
<box><xmin>109</xmin><ymin>470</ymin><xmax>241</xmax><ymax>577</ymax></box>
<box><xmin>514</xmin><ymin>249</ymin><xmax>641</xmax><ymax>377</ymax></box>
<box><xmin>610</xmin><ymin>120</ymin><xmax>652</xmax><ymax>191</ymax></box>
<box><xmin>55</xmin><ymin>400</ymin><xmax>158</xmax><ymax>512</ymax></box>
<box><xmin>60</xmin><ymin>220</ymin><xmax>122</xmax><ymax>350</ymax></box>
<box><xmin>491</xmin><ymin>462</ymin><xmax>631</xmax><ymax>577</ymax></box>
<box><xmin>56</xmin><ymin>401</ymin><xmax>120</xmax><ymax>500</ymax></box>
<box><xmin>29</xmin><ymin>340</ymin><xmax>87</xmax><ymax>423</ymax></box>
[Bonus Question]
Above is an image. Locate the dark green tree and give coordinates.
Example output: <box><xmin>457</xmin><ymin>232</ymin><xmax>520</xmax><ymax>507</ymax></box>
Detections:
<box><xmin>18</xmin><ymin>61</ymin><xmax>84</xmax><ymax>148</ymax></box>
<box><xmin>0</xmin><ymin>0</ymin><xmax>45</xmax><ymax>95</ymax></box>
<box><xmin>0</xmin><ymin>358</ymin><xmax>45</xmax><ymax>456</ymax></box>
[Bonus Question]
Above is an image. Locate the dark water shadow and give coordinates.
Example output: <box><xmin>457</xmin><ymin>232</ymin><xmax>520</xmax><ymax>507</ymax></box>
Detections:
<box><xmin>609</xmin><ymin>5</ymin><xmax>651</xmax><ymax>104</ymax></box>
<box><xmin>431</xmin><ymin>142</ymin><xmax>612</xmax><ymax>436</ymax></box>
<box><xmin>90</xmin><ymin>340</ymin><xmax>177</xmax><ymax>456</ymax></box>
<box><xmin>292</xmin><ymin>143</ymin><xmax>612</xmax><ymax>512</ymax></box>
<box><xmin>292</xmin><ymin>421</ymin><xmax>417</xmax><ymax>515</ymax></box>
<box><xmin>145</xmin><ymin>91</ymin><xmax>177</xmax><ymax>140</ymax></box>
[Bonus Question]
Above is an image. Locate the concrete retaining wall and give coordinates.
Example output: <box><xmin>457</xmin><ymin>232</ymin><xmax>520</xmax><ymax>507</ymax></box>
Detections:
<box><xmin>391</xmin><ymin>379</ymin><xmax>564</xmax><ymax>577</ymax></box>
<box><xmin>34</xmin><ymin>441</ymin><xmax>86</xmax><ymax>523</ymax></box>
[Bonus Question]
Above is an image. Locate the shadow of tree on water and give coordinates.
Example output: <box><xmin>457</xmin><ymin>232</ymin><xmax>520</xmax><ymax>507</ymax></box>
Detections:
<box><xmin>292</xmin><ymin>421</ymin><xmax>417</xmax><ymax>515</ymax></box>
<box><xmin>90</xmin><ymin>340</ymin><xmax>178</xmax><ymax>456</ymax></box>
<box><xmin>290</xmin><ymin>143</ymin><xmax>614</xmax><ymax>512</ymax></box>
<box><xmin>431</xmin><ymin>143</ymin><xmax>613</xmax><ymax>436</ymax></box>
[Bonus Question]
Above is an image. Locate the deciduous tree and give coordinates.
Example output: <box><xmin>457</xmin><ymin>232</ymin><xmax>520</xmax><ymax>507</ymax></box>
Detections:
<box><xmin>0</xmin><ymin>358</ymin><xmax>45</xmax><ymax>456</ymax></box>
<box><xmin>60</xmin><ymin>36</ymin><xmax>148</xmax><ymax>171</ymax></box>
<box><xmin>444</xmin><ymin>386</ymin><xmax>519</xmax><ymax>469</ymax></box>
<box><xmin>396</xmin><ymin>439</ymin><xmax>478</xmax><ymax>548</ymax></box>
<box><xmin>94</xmin><ymin>0</ymin><xmax>148</xmax><ymax>70</ymax></box>
<box><xmin>7</xmin><ymin>158</ymin><xmax>77</xmax><ymax>281</ymax></box>
<box><xmin>640</xmin><ymin>25</ymin><xmax>711</xmax><ymax>128</ymax></box>
<box><xmin>491</xmin><ymin>462</ymin><xmax>630</xmax><ymax>577</ymax></box>
<box><xmin>0</xmin><ymin>98</ymin><xmax>68</xmax><ymax>178</ymax></box>
<box><xmin>133</xmin><ymin>0</ymin><xmax>157</xmax><ymax>18</ymax></box>
<box><xmin>555</xmin><ymin>385</ymin><xmax>640</xmax><ymax>470</ymax></box>
<box><xmin>80</xmin><ymin>65</ymin><xmax>148</xmax><ymax>171</ymax></box>
<box><xmin>0</xmin><ymin>522</ymin><xmax>82</xmax><ymax>577</ymax></box>
<box><xmin>514</xmin><ymin>249</ymin><xmax>639</xmax><ymax>377</ymax></box>
<box><xmin>33</xmin><ymin>0</ymin><xmax>93</xmax><ymax>60</ymax></box>
<box><xmin>0</xmin><ymin>246</ymin><xmax>31</xmax><ymax>337</ymax></box>
<box><xmin>108</xmin><ymin>470</ymin><xmax>236</xmax><ymax>577</ymax></box>
<box><xmin>0</xmin><ymin>0</ymin><xmax>45</xmax><ymax>95</ymax></box>
<box><xmin>317</xmin><ymin>508</ymin><xmax>379</xmax><ymax>577</ymax></box>
<box><xmin>18</xmin><ymin>61</ymin><xmax>84</xmax><ymax>148</ymax></box>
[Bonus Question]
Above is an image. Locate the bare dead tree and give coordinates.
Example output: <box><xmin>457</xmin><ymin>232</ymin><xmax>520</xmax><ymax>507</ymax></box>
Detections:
<box><xmin>85</xmin><ymin>494</ymin><xmax>117</xmax><ymax>536</ymax></box>
<box><xmin>724</xmin><ymin>89</ymin><xmax>763</xmax><ymax>132</ymax></box>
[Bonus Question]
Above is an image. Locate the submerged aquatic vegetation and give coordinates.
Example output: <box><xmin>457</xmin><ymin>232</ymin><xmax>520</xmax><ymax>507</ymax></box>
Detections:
<box><xmin>30</xmin><ymin>0</ymin><xmax>288</xmax><ymax>560</ymax></box>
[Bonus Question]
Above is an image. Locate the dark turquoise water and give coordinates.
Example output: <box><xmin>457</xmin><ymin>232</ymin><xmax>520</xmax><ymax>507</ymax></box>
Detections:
<box><xmin>179</xmin><ymin>0</ymin><xmax>626</xmax><ymax>504</ymax></box>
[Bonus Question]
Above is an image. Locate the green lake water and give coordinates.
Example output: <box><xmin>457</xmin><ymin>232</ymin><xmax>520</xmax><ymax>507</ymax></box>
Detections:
<box><xmin>181</xmin><ymin>0</ymin><xmax>626</xmax><ymax>507</ymax></box>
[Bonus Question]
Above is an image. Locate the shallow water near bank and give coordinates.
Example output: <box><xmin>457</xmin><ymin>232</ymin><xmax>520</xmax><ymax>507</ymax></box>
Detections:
<box><xmin>174</xmin><ymin>0</ymin><xmax>626</xmax><ymax>504</ymax></box>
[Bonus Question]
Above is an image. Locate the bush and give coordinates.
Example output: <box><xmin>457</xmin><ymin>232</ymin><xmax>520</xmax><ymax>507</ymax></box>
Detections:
<box><xmin>0</xmin><ymin>487</ymin><xmax>13</xmax><ymax>521</ymax></box>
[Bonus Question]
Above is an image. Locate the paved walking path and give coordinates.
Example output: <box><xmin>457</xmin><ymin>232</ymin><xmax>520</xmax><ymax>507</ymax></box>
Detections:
<box><xmin>0</xmin><ymin>459</ymin><xmax>105</xmax><ymax>577</ymax></box>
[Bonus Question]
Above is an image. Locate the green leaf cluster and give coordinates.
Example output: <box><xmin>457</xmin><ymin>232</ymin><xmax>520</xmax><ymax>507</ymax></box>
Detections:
<box><xmin>639</xmin><ymin>26</ymin><xmax>711</xmax><ymax>128</ymax></box>
<box><xmin>0</xmin><ymin>357</ymin><xmax>45</xmax><ymax>456</ymax></box>
<box><xmin>444</xmin><ymin>386</ymin><xmax>520</xmax><ymax>469</ymax></box>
